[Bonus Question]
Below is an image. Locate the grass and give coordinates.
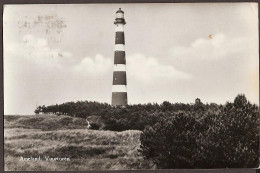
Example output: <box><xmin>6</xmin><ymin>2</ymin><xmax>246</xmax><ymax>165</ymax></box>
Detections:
<box><xmin>4</xmin><ymin>114</ymin><xmax>91</xmax><ymax>130</ymax></box>
<box><xmin>4</xmin><ymin>114</ymin><xmax>154</xmax><ymax>171</ymax></box>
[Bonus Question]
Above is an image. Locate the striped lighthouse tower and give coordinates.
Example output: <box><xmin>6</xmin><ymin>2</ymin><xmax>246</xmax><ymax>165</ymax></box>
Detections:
<box><xmin>112</xmin><ymin>8</ymin><xmax>127</xmax><ymax>106</ymax></box>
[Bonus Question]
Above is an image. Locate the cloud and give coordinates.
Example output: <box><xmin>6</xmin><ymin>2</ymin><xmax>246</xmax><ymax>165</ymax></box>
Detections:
<box><xmin>3</xmin><ymin>34</ymin><xmax>75</xmax><ymax>69</ymax></box>
<box><xmin>127</xmin><ymin>53</ymin><xmax>191</xmax><ymax>82</ymax></box>
<box><xmin>22</xmin><ymin>34</ymin><xmax>72</xmax><ymax>61</ymax></box>
<box><xmin>74</xmin><ymin>54</ymin><xmax>112</xmax><ymax>76</ymax></box>
<box><xmin>169</xmin><ymin>33</ymin><xmax>255</xmax><ymax>63</ymax></box>
<box><xmin>72</xmin><ymin>53</ymin><xmax>191</xmax><ymax>83</ymax></box>
<box><xmin>167</xmin><ymin>33</ymin><xmax>259</xmax><ymax>88</ymax></box>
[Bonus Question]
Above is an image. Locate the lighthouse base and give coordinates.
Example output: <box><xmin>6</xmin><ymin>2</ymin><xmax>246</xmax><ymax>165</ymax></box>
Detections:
<box><xmin>112</xmin><ymin>92</ymin><xmax>127</xmax><ymax>106</ymax></box>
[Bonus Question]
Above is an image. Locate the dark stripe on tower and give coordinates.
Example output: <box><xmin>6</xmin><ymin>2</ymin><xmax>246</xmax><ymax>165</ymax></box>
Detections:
<box><xmin>115</xmin><ymin>32</ymin><xmax>125</xmax><ymax>44</ymax></box>
<box><xmin>114</xmin><ymin>51</ymin><xmax>126</xmax><ymax>64</ymax></box>
<box><xmin>114</xmin><ymin>18</ymin><xmax>126</xmax><ymax>25</ymax></box>
<box><xmin>113</xmin><ymin>71</ymin><xmax>126</xmax><ymax>85</ymax></box>
<box><xmin>112</xmin><ymin>92</ymin><xmax>127</xmax><ymax>106</ymax></box>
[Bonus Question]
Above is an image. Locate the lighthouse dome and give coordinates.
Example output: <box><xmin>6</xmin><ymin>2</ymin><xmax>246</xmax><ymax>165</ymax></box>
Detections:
<box><xmin>116</xmin><ymin>8</ymin><xmax>124</xmax><ymax>13</ymax></box>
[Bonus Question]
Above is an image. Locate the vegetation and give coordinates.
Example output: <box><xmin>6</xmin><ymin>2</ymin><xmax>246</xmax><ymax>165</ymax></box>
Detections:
<box><xmin>35</xmin><ymin>98</ymin><xmax>221</xmax><ymax>131</ymax></box>
<box><xmin>4</xmin><ymin>115</ymin><xmax>154</xmax><ymax>171</ymax></box>
<box><xmin>5</xmin><ymin>94</ymin><xmax>259</xmax><ymax>170</ymax></box>
<box><xmin>4</xmin><ymin>114</ymin><xmax>90</xmax><ymax>131</ymax></box>
<box><xmin>139</xmin><ymin>94</ymin><xmax>259</xmax><ymax>168</ymax></box>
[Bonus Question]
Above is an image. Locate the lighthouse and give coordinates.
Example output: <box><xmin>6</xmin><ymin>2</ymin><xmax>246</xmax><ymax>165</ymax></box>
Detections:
<box><xmin>112</xmin><ymin>8</ymin><xmax>127</xmax><ymax>106</ymax></box>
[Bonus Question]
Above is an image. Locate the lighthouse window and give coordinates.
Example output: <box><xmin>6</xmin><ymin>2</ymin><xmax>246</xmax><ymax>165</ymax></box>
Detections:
<box><xmin>116</xmin><ymin>13</ymin><xmax>124</xmax><ymax>18</ymax></box>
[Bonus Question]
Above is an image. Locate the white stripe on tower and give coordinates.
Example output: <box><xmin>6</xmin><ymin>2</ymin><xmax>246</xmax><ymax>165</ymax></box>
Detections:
<box><xmin>112</xmin><ymin>85</ymin><xmax>127</xmax><ymax>92</ymax></box>
<box><xmin>114</xmin><ymin>44</ymin><xmax>125</xmax><ymax>51</ymax></box>
<box><xmin>112</xmin><ymin>8</ymin><xmax>127</xmax><ymax>106</ymax></box>
<box><xmin>115</xmin><ymin>24</ymin><xmax>124</xmax><ymax>32</ymax></box>
<box><xmin>114</xmin><ymin>64</ymin><xmax>126</xmax><ymax>71</ymax></box>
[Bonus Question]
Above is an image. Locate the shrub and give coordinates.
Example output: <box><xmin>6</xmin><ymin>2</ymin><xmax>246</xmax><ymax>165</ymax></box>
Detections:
<box><xmin>207</xmin><ymin>94</ymin><xmax>259</xmax><ymax>168</ymax></box>
<box><xmin>89</xmin><ymin>123</ymin><xmax>101</xmax><ymax>130</ymax></box>
<box><xmin>139</xmin><ymin>95</ymin><xmax>259</xmax><ymax>168</ymax></box>
<box><xmin>139</xmin><ymin>112</ymin><xmax>200</xmax><ymax>168</ymax></box>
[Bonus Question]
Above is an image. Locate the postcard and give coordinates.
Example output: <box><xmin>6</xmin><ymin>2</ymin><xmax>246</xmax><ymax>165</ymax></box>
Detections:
<box><xmin>3</xmin><ymin>3</ymin><xmax>259</xmax><ymax>171</ymax></box>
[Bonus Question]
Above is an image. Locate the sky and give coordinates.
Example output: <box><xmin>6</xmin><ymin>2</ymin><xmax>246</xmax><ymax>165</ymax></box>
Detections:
<box><xmin>3</xmin><ymin>3</ymin><xmax>259</xmax><ymax>115</ymax></box>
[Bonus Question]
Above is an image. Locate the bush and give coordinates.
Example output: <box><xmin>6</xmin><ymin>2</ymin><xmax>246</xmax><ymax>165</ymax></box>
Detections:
<box><xmin>207</xmin><ymin>94</ymin><xmax>259</xmax><ymax>168</ymax></box>
<box><xmin>139</xmin><ymin>95</ymin><xmax>259</xmax><ymax>168</ymax></box>
<box><xmin>139</xmin><ymin>112</ymin><xmax>200</xmax><ymax>168</ymax></box>
<box><xmin>89</xmin><ymin>123</ymin><xmax>101</xmax><ymax>130</ymax></box>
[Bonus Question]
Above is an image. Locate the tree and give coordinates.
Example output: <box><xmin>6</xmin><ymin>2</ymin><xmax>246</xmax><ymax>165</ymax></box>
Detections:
<box><xmin>210</xmin><ymin>94</ymin><xmax>259</xmax><ymax>167</ymax></box>
<box><xmin>34</xmin><ymin>106</ymin><xmax>41</xmax><ymax>115</ymax></box>
<box><xmin>139</xmin><ymin>112</ymin><xmax>200</xmax><ymax>168</ymax></box>
<box><xmin>138</xmin><ymin>94</ymin><xmax>259</xmax><ymax>168</ymax></box>
<box><xmin>161</xmin><ymin>101</ymin><xmax>172</xmax><ymax>111</ymax></box>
